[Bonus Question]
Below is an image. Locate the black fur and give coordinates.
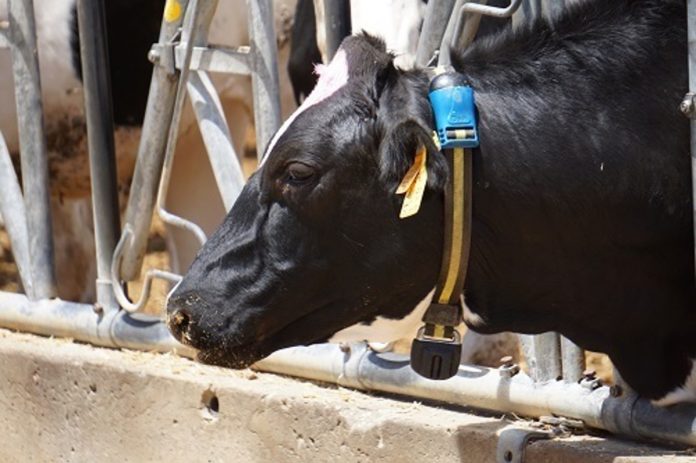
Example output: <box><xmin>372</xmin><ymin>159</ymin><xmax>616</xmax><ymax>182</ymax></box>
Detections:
<box><xmin>288</xmin><ymin>0</ymin><xmax>324</xmax><ymax>104</ymax></box>
<box><xmin>170</xmin><ymin>0</ymin><xmax>695</xmax><ymax>401</ymax></box>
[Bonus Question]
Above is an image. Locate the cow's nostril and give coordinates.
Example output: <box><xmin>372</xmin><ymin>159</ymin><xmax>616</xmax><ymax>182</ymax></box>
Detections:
<box><xmin>169</xmin><ymin>308</ymin><xmax>192</xmax><ymax>342</ymax></box>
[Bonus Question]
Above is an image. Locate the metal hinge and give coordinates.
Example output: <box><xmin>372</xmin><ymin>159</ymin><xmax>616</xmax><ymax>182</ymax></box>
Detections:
<box><xmin>496</xmin><ymin>416</ymin><xmax>587</xmax><ymax>463</ymax></box>
<box><xmin>496</xmin><ymin>426</ymin><xmax>553</xmax><ymax>463</ymax></box>
<box><xmin>680</xmin><ymin>92</ymin><xmax>696</xmax><ymax>118</ymax></box>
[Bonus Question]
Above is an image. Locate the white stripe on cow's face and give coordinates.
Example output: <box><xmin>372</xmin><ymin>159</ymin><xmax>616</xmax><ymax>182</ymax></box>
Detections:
<box><xmin>653</xmin><ymin>359</ymin><xmax>696</xmax><ymax>406</ymax></box>
<box><xmin>261</xmin><ymin>48</ymin><xmax>349</xmax><ymax>164</ymax></box>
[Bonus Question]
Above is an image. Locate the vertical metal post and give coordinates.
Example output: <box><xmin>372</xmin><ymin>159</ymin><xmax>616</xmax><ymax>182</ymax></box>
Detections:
<box><xmin>512</xmin><ymin>0</ymin><xmax>541</xmax><ymax>29</ymax></box>
<box><xmin>415</xmin><ymin>0</ymin><xmax>457</xmax><ymax>67</ymax></box>
<box><xmin>187</xmin><ymin>72</ymin><xmax>246</xmax><ymax>211</ymax></box>
<box><xmin>439</xmin><ymin>0</ymin><xmax>465</xmax><ymax>67</ymax></box>
<box><xmin>542</xmin><ymin>0</ymin><xmax>565</xmax><ymax>19</ymax></box>
<box><xmin>76</xmin><ymin>0</ymin><xmax>121</xmax><ymax>311</ymax></box>
<box><xmin>518</xmin><ymin>333</ymin><xmax>562</xmax><ymax>382</ymax></box>
<box><xmin>688</xmin><ymin>0</ymin><xmax>696</xmax><ymax>285</ymax></box>
<box><xmin>8</xmin><ymin>0</ymin><xmax>56</xmax><ymax>299</ymax></box>
<box><xmin>455</xmin><ymin>0</ymin><xmax>490</xmax><ymax>51</ymax></box>
<box><xmin>560</xmin><ymin>336</ymin><xmax>585</xmax><ymax>383</ymax></box>
<box><xmin>0</xmin><ymin>132</ymin><xmax>32</xmax><ymax>293</ymax></box>
<box><xmin>120</xmin><ymin>0</ymin><xmax>190</xmax><ymax>281</ymax></box>
<box><xmin>318</xmin><ymin>0</ymin><xmax>350</xmax><ymax>62</ymax></box>
<box><xmin>248</xmin><ymin>0</ymin><xmax>281</xmax><ymax>157</ymax></box>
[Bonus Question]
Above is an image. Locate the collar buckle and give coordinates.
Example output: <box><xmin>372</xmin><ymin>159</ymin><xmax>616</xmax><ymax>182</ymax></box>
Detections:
<box><xmin>410</xmin><ymin>302</ymin><xmax>463</xmax><ymax>380</ymax></box>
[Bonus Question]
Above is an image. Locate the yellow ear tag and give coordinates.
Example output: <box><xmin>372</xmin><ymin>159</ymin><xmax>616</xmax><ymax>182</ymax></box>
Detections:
<box><xmin>396</xmin><ymin>146</ymin><xmax>428</xmax><ymax>219</ymax></box>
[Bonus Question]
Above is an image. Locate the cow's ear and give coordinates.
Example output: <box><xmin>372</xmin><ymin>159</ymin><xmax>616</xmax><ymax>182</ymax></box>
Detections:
<box><xmin>338</xmin><ymin>33</ymin><xmax>396</xmax><ymax>102</ymax></box>
<box><xmin>378</xmin><ymin>118</ymin><xmax>448</xmax><ymax>193</ymax></box>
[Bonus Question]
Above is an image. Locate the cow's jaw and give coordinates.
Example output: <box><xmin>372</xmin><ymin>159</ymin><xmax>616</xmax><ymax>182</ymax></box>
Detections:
<box><xmin>652</xmin><ymin>360</ymin><xmax>696</xmax><ymax>406</ymax></box>
<box><xmin>330</xmin><ymin>291</ymin><xmax>431</xmax><ymax>345</ymax></box>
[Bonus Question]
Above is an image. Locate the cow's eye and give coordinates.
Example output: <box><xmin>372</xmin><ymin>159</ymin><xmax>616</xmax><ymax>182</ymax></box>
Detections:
<box><xmin>285</xmin><ymin>162</ymin><xmax>315</xmax><ymax>184</ymax></box>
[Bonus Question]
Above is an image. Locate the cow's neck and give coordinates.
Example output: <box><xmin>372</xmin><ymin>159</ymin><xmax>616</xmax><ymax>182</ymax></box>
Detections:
<box><xmin>426</xmin><ymin>0</ymin><xmax>696</xmax><ymax>402</ymax></box>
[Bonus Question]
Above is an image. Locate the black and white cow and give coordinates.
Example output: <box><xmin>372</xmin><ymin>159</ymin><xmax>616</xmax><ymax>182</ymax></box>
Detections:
<box><xmin>288</xmin><ymin>0</ymin><xmax>512</xmax><ymax>104</ymax></box>
<box><xmin>168</xmin><ymin>0</ymin><xmax>696</xmax><ymax>405</ymax></box>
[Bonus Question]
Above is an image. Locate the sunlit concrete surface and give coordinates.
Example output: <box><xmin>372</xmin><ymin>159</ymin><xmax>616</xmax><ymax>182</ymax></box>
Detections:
<box><xmin>0</xmin><ymin>329</ymin><xmax>693</xmax><ymax>462</ymax></box>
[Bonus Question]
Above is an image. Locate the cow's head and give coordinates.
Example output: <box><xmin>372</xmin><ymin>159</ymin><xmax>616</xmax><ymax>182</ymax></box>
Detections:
<box><xmin>167</xmin><ymin>35</ymin><xmax>455</xmax><ymax>367</ymax></box>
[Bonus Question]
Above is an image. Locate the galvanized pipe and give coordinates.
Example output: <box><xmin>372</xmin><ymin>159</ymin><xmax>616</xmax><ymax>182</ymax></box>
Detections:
<box><xmin>120</xmin><ymin>0</ymin><xmax>190</xmax><ymax>281</ymax></box>
<box><xmin>688</xmin><ymin>0</ymin><xmax>696</xmax><ymax>284</ymax></box>
<box><xmin>455</xmin><ymin>0</ymin><xmax>489</xmax><ymax>50</ymax></box>
<box><xmin>460</xmin><ymin>0</ymin><xmax>524</xmax><ymax>18</ymax></box>
<box><xmin>8</xmin><ymin>0</ymin><xmax>56</xmax><ymax>299</ymax></box>
<box><xmin>0</xmin><ymin>131</ymin><xmax>32</xmax><ymax>293</ymax></box>
<box><xmin>317</xmin><ymin>0</ymin><xmax>350</xmax><ymax>62</ymax></box>
<box><xmin>560</xmin><ymin>335</ymin><xmax>585</xmax><ymax>383</ymax></box>
<box><xmin>542</xmin><ymin>0</ymin><xmax>565</xmax><ymax>19</ymax></box>
<box><xmin>256</xmin><ymin>343</ymin><xmax>696</xmax><ymax>447</ymax></box>
<box><xmin>187</xmin><ymin>71</ymin><xmax>246</xmax><ymax>211</ymax></box>
<box><xmin>0</xmin><ymin>292</ymin><xmax>693</xmax><ymax>447</ymax></box>
<box><xmin>0</xmin><ymin>290</ymin><xmax>194</xmax><ymax>355</ymax></box>
<box><xmin>76</xmin><ymin>0</ymin><xmax>121</xmax><ymax>312</ymax></box>
<box><xmin>518</xmin><ymin>332</ymin><xmax>562</xmax><ymax>382</ymax></box>
<box><xmin>415</xmin><ymin>0</ymin><xmax>457</xmax><ymax>67</ymax></box>
<box><xmin>154</xmin><ymin>0</ymin><xmax>209</xmax><ymax>249</ymax></box>
<box><xmin>111</xmin><ymin>225</ymin><xmax>182</xmax><ymax>313</ymax></box>
<box><xmin>247</xmin><ymin>0</ymin><xmax>282</xmax><ymax>158</ymax></box>
<box><xmin>440</xmin><ymin>0</ymin><xmax>522</xmax><ymax>67</ymax></box>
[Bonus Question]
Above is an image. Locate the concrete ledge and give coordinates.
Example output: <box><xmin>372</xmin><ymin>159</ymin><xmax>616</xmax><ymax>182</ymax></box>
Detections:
<box><xmin>0</xmin><ymin>329</ymin><xmax>693</xmax><ymax>462</ymax></box>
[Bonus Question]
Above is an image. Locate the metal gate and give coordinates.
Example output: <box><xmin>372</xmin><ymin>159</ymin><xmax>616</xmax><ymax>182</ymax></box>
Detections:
<box><xmin>0</xmin><ymin>0</ymin><xmax>695</xmax><ymax>452</ymax></box>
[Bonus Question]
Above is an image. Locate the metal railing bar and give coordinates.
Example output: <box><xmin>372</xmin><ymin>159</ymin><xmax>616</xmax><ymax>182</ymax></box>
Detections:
<box><xmin>111</xmin><ymin>226</ymin><xmax>182</xmax><ymax>313</ymax></box>
<box><xmin>518</xmin><ymin>332</ymin><xmax>562</xmax><ymax>382</ymax></box>
<box><xmin>119</xmin><ymin>0</ymin><xmax>191</xmax><ymax>282</ymax></box>
<box><xmin>187</xmin><ymin>71</ymin><xmax>246</xmax><ymax>211</ymax></box>
<box><xmin>8</xmin><ymin>0</ymin><xmax>56</xmax><ymax>300</ymax></box>
<box><xmin>542</xmin><ymin>0</ymin><xmax>565</xmax><ymax>19</ymax></box>
<box><xmin>154</xmin><ymin>0</ymin><xmax>210</xmax><ymax>248</ymax></box>
<box><xmin>560</xmin><ymin>335</ymin><xmax>585</xmax><ymax>383</ymax></box>
<box><xmin>440</xmin><ymin>0</ymin><xmax>523</xmax><ymax>66</ymax></box>
<box><xmin>461</xmin><ymin>0</ymin><xmax>524</xmax><ymax>18</ymax></box>
<box><xmin>248</xmin><ymin>0</ymin><xmax>281</xmax><ymax>159</ymax></box>
<box><xmin>0</xmin><ymin>290</ymin><xmax>193</xmax><ymax>355</ymax></box>
<box><xmin>0</xmin><ymin>131</ymin><xmax>32</xmax><ymax>293</ymax></box>
<box><xmin>256</xmin><ymin>343</ymin><xmax>696</xmax><ymax>447</ymax></box>
<box><xmin>0</xmin><ymin>292</ymin><xmax>694</xmax><ymax>447</ymax></box>
<box><xmin>76</xmin><ymin>0</ymin><xmax>121</xmax><ymax>312</ymax></box>
<box><xmin>149</xmin><ymin>43</ymin><xmax>253</xmax><ymax>75</ymax></box>
<box><xmin>314</xmin><ymin>0</ymin><xmax>350</xmax><ymax>63</ymax></box>
<box><xmin>415</xmin><ymin>0</ymin><xmax>457</xmax><ymax>67</ymax></box>
<box><xmin>173</xmin><ymin>44</ymin><xmax>252</xmax><ymax>75</ymax></box>
<box><xmin>687</xmin><ymin>0</ymin><xmax>696</xmax><ymax>285</ymax></box>
<box><xmin>455</xmin><ymin>0</ymin><xmax>489</xmax><ymax>51</ymax></box>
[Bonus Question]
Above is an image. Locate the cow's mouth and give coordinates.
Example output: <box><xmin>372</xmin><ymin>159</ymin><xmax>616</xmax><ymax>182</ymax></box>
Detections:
<box><xmin>180</xmin><ymin>299</ymin><xmax>345</xmax><ymax>369</ymax></box>
<box><xmin>195</xmin><ymin>341</ymin><xmax>270</xmax><ymax>369</ymax></box>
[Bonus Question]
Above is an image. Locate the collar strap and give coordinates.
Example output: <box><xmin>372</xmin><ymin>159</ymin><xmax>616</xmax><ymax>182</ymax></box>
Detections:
<box><xmin>410</xmin><ymin>68</ymin><xmax>478</xmax><ymax>380</ymax></box>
